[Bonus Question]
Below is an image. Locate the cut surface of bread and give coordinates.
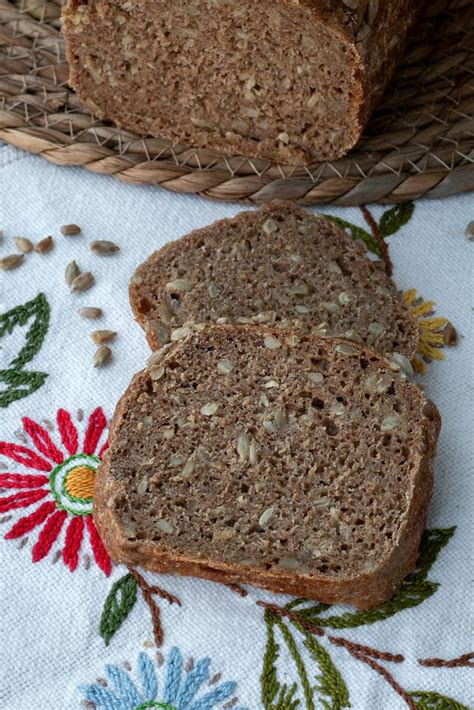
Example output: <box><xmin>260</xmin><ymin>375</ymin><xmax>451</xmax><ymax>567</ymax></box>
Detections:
<box><xmin>63</xmin><ymin>0</ymin><xmax>424</xmax><ymax>165</ymax></box>
<box><xmin>130</xmin><ymin>202</ymin><xmax>420</xmax><ymax>363</ymax></box>
<box><xmin>94</xmin><ymin>326</ymin><xmax>440</xmax><ymax>609</ymax></box>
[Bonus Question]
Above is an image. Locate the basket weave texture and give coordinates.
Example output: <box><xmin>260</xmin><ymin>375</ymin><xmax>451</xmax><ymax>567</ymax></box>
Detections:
<box><xmin>0</xmin><ymin>0</ymin><xmax>473</xmax><ymax>205</ymax></box>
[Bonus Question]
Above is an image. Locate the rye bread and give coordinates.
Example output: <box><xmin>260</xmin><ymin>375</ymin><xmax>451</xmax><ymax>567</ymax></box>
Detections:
<box><xmin>62</xmin><ymin>1</ymin><xmax>425</xmax><ymax>166</ymax></box>
<box><xmin>129</xmin><ymin>202</ymin><xmax>420</xmax><ymax>364</ymax></box>
<box><xmin>94</xmin><ymin>325</ymin><xmax>440</xmax><ymax>609</ymax></box>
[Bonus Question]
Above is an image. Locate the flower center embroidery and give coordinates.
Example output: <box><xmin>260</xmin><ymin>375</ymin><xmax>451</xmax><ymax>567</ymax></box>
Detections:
<box><xmin>64</xmin><ymin>464</ymin><xmax>95</xmax><ymax>500</ymax></box>
<box><xmin>49</xmin><ymin>453</ymin><xmax>99</xmax><ymax>515</ymax></box>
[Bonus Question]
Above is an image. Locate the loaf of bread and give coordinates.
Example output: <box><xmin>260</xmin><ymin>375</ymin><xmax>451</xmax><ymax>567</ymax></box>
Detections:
<box><xmin>130</xmin><ymin>201</ymin><xmax>420</xmax><ymax>363</ymax></box>
<box><xmin>63</xmin><ymin>1</ymin><xmax>425</xmax><ymax>165</ymax></box>
<box><xmin>94</xmin><ymin>325</ymin><xmax>440</xmax><ymax>609</ymax></box>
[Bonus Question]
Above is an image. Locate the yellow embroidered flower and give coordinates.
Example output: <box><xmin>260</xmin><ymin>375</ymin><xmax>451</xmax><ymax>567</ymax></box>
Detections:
<box><xmin>403</xmin><ymin>289</ymin><xmax>457</xmax><ymax>374</ymax></box>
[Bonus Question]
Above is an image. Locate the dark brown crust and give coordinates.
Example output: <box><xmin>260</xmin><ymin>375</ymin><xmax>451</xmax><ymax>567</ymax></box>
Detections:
<box><xmin>93</xmin><ymin>326</ymin><xmax>440</xmax><ymax>610</ymax></box>
<box><xmin>62</xmin><ymin>1</ymin><xmax>426</xmax><ymax>165</ymax></box>
<box><xmin>128</xmin><ymin>200</ymin><xmax>421</xmax><ymax>358</ymax></box>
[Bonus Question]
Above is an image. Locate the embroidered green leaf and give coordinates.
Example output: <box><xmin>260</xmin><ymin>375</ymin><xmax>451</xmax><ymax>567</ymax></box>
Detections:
<box><xmin>299</xmin><ymin>626</ymin><xmax>350</xmax><ymax>710</ymax></box>
<box><xmin>274</xmin><ymin>615</ymin><xmax>314</xmax><ymax>710</ymax></box>
<box><xmin>326</xmin><ymin>215</ymin><xmax>380</xmax><ymax>255</ymax></box>
<box><xmin>0</xmin><ymin>293</ymin><xmax>50</xmax><ymax>369</ymax></box>
<box><xmin>261</xmin><ymin>610</ymin><xmax>281</xmax><ymax>708</ymax></box>
<box><xmin>0</xmin><ymin>369</ymin><xmax>48</xmax><ymax>408</ymax></box>
<box><xmin>292</xmin><ymin>528</ymin><xmax>455</xmax><ymax>629</ymax></box>
<box><xmin>99</xmin><ymin>573</ymin><xmax>137</xmax><ymax>646</ymax></box>
<box><xmin>378</xmin><ymin>202</ymin><xmax>415</xmax><ymax>237</ymax></box>
<box><xmin>409</xmin><ymin>691</ymin><xmax>470</xmax><ymax>710</ymax></box>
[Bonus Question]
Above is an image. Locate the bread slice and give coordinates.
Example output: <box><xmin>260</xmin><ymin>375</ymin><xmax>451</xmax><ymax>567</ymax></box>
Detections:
<box><xmin>94</xmin><ymin>325</ymin><xmax>439</xmax><ymax>609</ymax></box>
<box><xmin>130</xmin><ymin>202</ymin><xmax>420</xmax><ymax>365</ymax></box>
<box><xmin>63</xmin><ymin>0</ymin><xmax>425</xmax><ymax>165</ymax></box>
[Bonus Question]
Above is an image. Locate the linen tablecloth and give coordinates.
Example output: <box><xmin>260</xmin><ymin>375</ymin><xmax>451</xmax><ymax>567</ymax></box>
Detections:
<box><xmin>0</xmin><ymin>143</ymin><xmax>472</xmax><ymax>710</ymax></box>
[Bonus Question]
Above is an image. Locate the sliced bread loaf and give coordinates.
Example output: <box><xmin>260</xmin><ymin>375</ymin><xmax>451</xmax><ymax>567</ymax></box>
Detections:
<box><xmin>130</xmin><ymin>202</ymin><xmax>420</xmax><ymax>364</ymax></box>
<box><xmin>94</xmin><ymin>325</ymin><xmax>439</xmax><ymax>609</ymax></box>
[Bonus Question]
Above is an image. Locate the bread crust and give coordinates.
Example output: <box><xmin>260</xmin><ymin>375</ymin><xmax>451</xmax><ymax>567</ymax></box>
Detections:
<box><xmin>93</xmin><ymin>326</ymin><xmax>440</xmax><ymax>610</ymax></box>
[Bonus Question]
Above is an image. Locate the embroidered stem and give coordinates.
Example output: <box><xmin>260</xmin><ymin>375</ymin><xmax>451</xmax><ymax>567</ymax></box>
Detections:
<box><xmin>328</xmin><ymin>635</ymin><xmax>404</xmax><ymax>663</ymax></box>
<box><xmin>256</xmin><ymin>601</ymin><xmax>324</xmax><ymax>637</ymax></box>
<box><xmin>336</xmin><ymin>646</ymin><xmax>416</xmax><ymax>710</ymax></box>
<box><xmin>128</xmin><ymin>567</ymin><xmax>182</xmax><ymax>648</ymax></box>
<box><xmin>360</xmin><ymin>206</ymin><xmax>393</xmax><ymax>276</ymax></box>
<box><xmin>418</xmin><ymin>652</ymin><xmax>474</xmax><ymax>668</ymax></box>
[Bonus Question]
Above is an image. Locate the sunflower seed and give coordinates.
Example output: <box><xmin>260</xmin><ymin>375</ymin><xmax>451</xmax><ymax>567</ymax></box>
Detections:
<box><xmin>321</xmin><ymin>301</ymin><xmax>340</xmax><ymax>313</ymax></box>
<box><xmin>150</xmin><ymin>367</ymin><xmax>165</xmax><ymax>381</ymax></box>
<box><xmin>159</xmin><ymin>302</ymin><xmax>174</xmax><ymax>325</ymax></box>
<box><xmin>35</xmin><ymin>236</ymin><xmax>53</xmax><ymax>254</ymax></box>
<box><xmin>90</xmin><ymin>240</ymin><xmax>120</xmax><ymax>255</ymax></box>
<box><xmin>338</xmin><ymin>291</ymin><xmax>351</xmax><ymax>305</ymax></box>
<box><xmin>364</xmin><ymin>373</ymin><xmax>392</xmax><ymax>394</ymax></box>
<box><xmin>181</xmin><ymin>457</ymin><xmax>196</xmax><ymax>479</ymax></box>
<box><xmin>328</xmin><ymin>260</ymin><xmax>343</xmax><ymax>275</ymax></box>
<box><xmin>171</xmin><ymin>326</ymin><xmax>192</xmax><ymax>342</ymax></box>
<box><xmin>60</xmin><ymin>223</ymin><xmax>81</xmax><ymax>236</ymax></box>
<box><xmin>0</xmin><ymin>254</ymin><xmax>24</xmax><ymax>270</ymax></box>
<box><xmin>65</xmin><ymin>260</ymin><xmax>80</xmax><ymax>285</ymax></box>
<box><xmin>217</xmin><ymin>359</ymin><xmax>233</xmax><ymax>374</ymax></box>
<box><xmin>155</xmin><ymin>518</ymin><xmax>173</xmax><ymax>534</ymax></box>
<box><xmin>201</xmin><ymin>402</ymin><xmax>218</xmax><ymax>416</ymax></box>
<box><xmin>334</xmin><ymin>344</ymin><xmax>356</xmax><ymax>355</ymax></box>
<box><xmin>285</xmin><ymin>335</ymin><xmax>300</xmax><ymax>347</ymax></box>
<box><xmin>274</xmin><ymin>407</ymin><xmax>288</xmax><ymax>428</ymax></box>
<box><xmin>166</xmin><ymin>278</ymin><xmax>192</xmax><ymax>292</ymax></box>
<box><xmin>264</xmin><ymin>379</ymin><xmax>279</xmax><ymax>389</ymax></box>
<box><xmin>259</xmin><ymin>506</ymin><xmax>275</xmax><ymax>526</ymax></box>
<box><xmin>249</xmin><ymin>440</ymin><xmax>258</xmax><ymax>465</ymax></box>
<box><xmin>389</xmin><ymin>352</ymin><xmax>413</xmax><ymax>377</ymax></box>
<box><xmin>290</xmin><ymin>282</ymin><xmax>308</xmax><ymax>295</ymax></box>
<box><xmin>71</xmin><ymin>272</ymin><xmax>94</xmax><ymax>293</ymax></box>
<box><xmin>262</xmin><ymin>218</ymin><xmax>278</xmax><ymax>234</ymax></box>
<box><xmin>368</xmin><ymin>321</ymin><xmax>385</xmax><ymax>337</ymax></box>
<box><xmin>78</xmin><ymin>306</ymin><xmax>102</xmax><ymax>319</ymax></box>
<box><xmin>294</xmin><ymin>305</ymin><xmax>310</xmax><ymax>314</ymax></box>
<box><xmin>136</xmin><ymin>478</ymin><xmax>148</xmax><ymax>495</ymax></box>
<box><xmin>381</xmin><ymin>414</ymin><xmax>401</xmax><ymax>431</ymax></box>
<box><xmin>329</xmin><ymin>402</ymin><xmax>346</xmax><ymax>417</ymax></box>
<box><xmin>308</xmin><ymin>372</ymin><xmax>324</xmax><ymax>384</ymax></box>
<box><xmin>14</xmin><ymin>237</ymin><xmax>33</xmax><ymax>253</ymax></box>
<box><xmin>465</xmin><ymin>221</ymin><xmax>474</xmax><ymax>240</ymax></box>
<box><xmin>443</xmin><ymin>322</ymin><xmax>458</xmax><ymax>346</ymax></box>
<box><xmin>237</xmin><ymin>433</ymin><xmax>250</xmax><ymax>461</ymax></box>
<box><xmin>90</xmin><ymin>329</ymin><xmax>117</xmax><ymax>344</ymax></box>
<box><xmin>147</xmin><ymin>344</ymin><xmax>172</xmax><ymax>366</ymax></box>
<box><xmin>264</xmin><ymin>335</ymin><xmax>281</xmax><ymax>350</ymax></box>
<box><xmin>93</xmin><ymin>346</ymin><xmax>112</xmax><ymax>368</ymax></box>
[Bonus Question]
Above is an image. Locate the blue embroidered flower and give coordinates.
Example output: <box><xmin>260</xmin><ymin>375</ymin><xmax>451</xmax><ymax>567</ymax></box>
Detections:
<box><xmin>79</xmin><ymin>647</ymin><xmax>248</xmax><ymax>710</ymax></box>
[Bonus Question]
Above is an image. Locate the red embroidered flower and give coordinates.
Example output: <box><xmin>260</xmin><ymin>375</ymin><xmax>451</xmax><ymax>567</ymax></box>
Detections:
<box><xmin>0</xmin><ymin>407</ymin><xmax>111</xmax><ymax>575</ymax></box>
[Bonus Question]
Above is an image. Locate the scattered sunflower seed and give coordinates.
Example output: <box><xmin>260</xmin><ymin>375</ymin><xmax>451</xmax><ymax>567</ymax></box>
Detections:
<box><xmin>35</xmin><ymin>236</ymin><xmax>53</xmax><ymax>254</ymax></box>
<box><xmin>93</xmin><ymin>345</ymin><xmax>112</xmax><ymax>368</ymax></box>
<box><xmin>65</xmin><ymin>260</ymin><xmax>80</xmax><ymax>285</ymax></box>
<box><xmin>443</xmin><ymin>322</ymin><xmax>458</xmax><ymax>346</ymax></box>
<box><xmin>0</xmin><ymin>254</ymin><xmax>24</xmax><ymax>270</ymax></box>
<box><xmin>166</xmin><ymin>278</ymin><xmax>192</xmax><ymax>292</ymax></box>
<box><xmin>464</xmin><ymin>221</ymin><xmax>474</xmax><ymax>241</ymax></box>
<box><xmin>60</xmin><ymin>223</ymin><xmax>81</xmax><ymax>236</ymax></box>
<box><xmin>71</xmin><ymin>272</ymin><xmax>95</xmax><ymax>293</ymax></box>
<box><xmin>78</xmin><ymin>306</ymin><xmax>102</xmax><ymax>319</ymax></box>
<box><xmin>14</xmin><ymin>237</ymin><xmax>33</xmax><ymax>253</ymax></box>
<box><xmin>90</xmin><ymin>240</ymin><xmax>120</xmax><ymax>255</ymax></box>
<box><xmin>308</xmin><ymin>372</ymin><xmax>324</xmax><ymax>384</ymax></box>
<box><xmin>237</xmin><ymin>433</ymin><xmax>250</xmax><ymax>461</ymax></box>
<box><xmin>90</xmin><ymin>329</ymin><xmax>117</xmax><ymax>344</ymax></box>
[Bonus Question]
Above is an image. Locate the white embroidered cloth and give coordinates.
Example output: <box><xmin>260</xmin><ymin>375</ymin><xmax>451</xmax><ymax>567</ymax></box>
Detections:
<box><xmin>0</xmin><ymin>143</ymin><xmax>472</xmax><ymax>710</ymax></box>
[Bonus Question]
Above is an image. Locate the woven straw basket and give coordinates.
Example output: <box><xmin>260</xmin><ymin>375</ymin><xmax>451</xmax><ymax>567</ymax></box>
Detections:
<box><xmin>0</xmin><ymin>0</ymin><xmax>473</xmax><ymax>205</ymax></box>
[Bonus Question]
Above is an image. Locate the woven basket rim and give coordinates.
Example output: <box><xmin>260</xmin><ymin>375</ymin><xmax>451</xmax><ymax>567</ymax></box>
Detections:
<box><xmin>0</xmin><ymin>0</ymin><xmax>473</xmax><ymax>204</ymax></box>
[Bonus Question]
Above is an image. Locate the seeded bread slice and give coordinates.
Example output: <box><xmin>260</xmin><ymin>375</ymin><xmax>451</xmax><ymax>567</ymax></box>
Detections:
<box><xmin>94</xmin><ymin>326</ymin><xmax>440</xmax><ymax>609</ymax></box>
<box><xmin>129</xmin><ymin>202</ymin><xmax>420</xmax><ymax>366</ymax></box>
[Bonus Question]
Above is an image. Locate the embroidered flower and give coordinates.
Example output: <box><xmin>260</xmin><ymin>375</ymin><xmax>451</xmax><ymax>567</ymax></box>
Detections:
<box><xmin>403</xmin><ymin>289</ymin><xmax>457</xmax><ymax>374</ymax></box>
<box><xmin>0</xmin><ymin>407</ymin><xmax>111</xmax><ymax>574</ymax></box>
<box><xmin>80</xmin><ymin>647</ymin><xmax>248</xmax><ymax>710</ymax></box>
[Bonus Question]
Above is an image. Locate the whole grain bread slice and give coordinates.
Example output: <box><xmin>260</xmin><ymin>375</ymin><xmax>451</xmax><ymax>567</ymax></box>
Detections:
<box><xmin>129</xmin><ymin>201</ymin><xmax>420</xmax><ymax>368</ymax></box>
<box><xmin>94</xmin><ymin>325</ymin><xmax>439</xmax><ymax>609</ymax></box>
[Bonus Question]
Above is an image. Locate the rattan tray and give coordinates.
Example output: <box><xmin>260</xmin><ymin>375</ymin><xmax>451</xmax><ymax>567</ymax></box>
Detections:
<box><xmin>0</xmin><ymin>0</ymin><xmax>473</xmax><ymax>205</ymax></box>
